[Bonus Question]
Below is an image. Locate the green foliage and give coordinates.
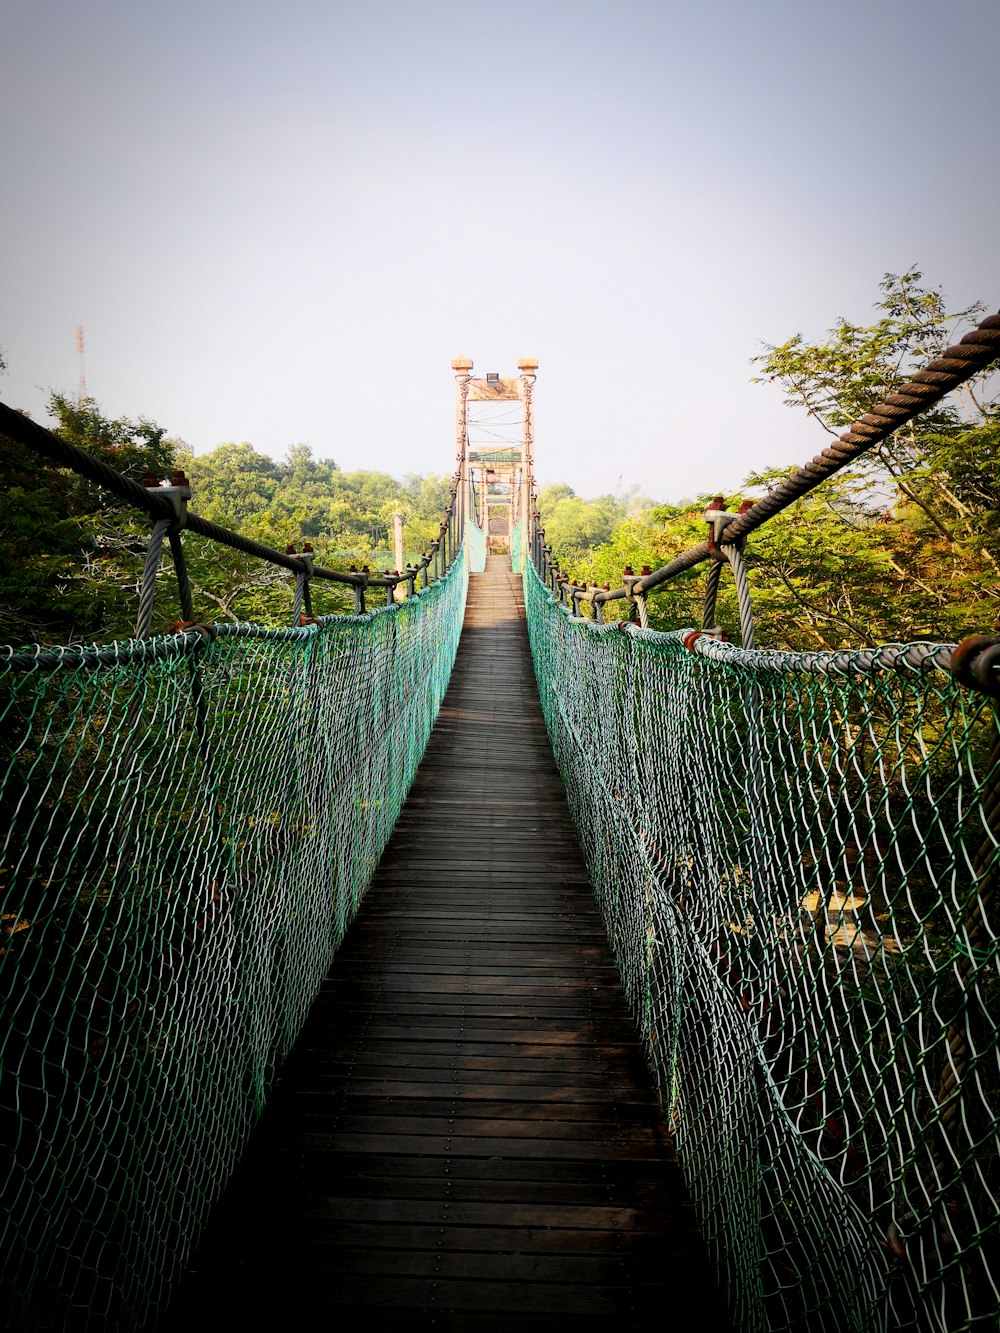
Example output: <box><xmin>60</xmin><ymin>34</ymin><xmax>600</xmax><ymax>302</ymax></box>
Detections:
<box><xmin>751</xmin><ymin>272</ymin><xmax>998</xmax><ymax>542</ymax></box>
<box><xmin>751</xmin><ymin>271</ymin><xmax>991</xmax><ymax>430</ymax></box>
<box><xmin>0</xmin><ymin>405</ymin><xmax>453</xmax><ymax>645</ymax></box>
<box><xmin>0</xmin><ymin>396</ymin><xmax>177</xmax><ymax>644</ymax></box>
<box><xmin>557</xmin><ymin>506</ymin><xmax>707</xmax><ymax>630</ymax></box>
<box><xmin>5</xmin><ymin>270</ymin><xmax>994</xmax><ymax>652</ymax></box>
<box><xmin>746</xmin><ymin>271</ymin><xmax>999</xmax><ymax>645</ymax></box>
<box><xmin>540</xmin><ymin>272</ymin><xmax>999</xmax><ymax>649</ymax></box>
<box><xmin>172</xmin><ymin>443</ymin><xmax>452</xmax><ymax>624</ymax></box>
<box><xmin>537</xmin><ymin>483</ymin><xmax>655</xmax><ymax>565</ymax></box>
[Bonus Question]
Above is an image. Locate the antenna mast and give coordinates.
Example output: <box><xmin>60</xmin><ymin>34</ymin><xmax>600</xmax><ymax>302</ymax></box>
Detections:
<box><xmin>75</xmin><ymin>325</ymin><xmax>87</xmax><ymax>404</ymax></box>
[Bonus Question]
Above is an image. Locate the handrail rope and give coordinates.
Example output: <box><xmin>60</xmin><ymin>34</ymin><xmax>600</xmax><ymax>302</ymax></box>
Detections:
<box><xmin>0</xmin><ymin>398</ymin><xmax>468</xmax><ymax>617</ymax></box>
<box><xmin>528</xmin><ymin>556</ymin><xmax>969</xmax><ymax>680</ymax></box>
<box><xmin>527</xmin><ymin>309</ymin><xmax>1000</xmax><ymax>609</ymax></box>
<box><xmin>0</xmin><ymin>579</ymin><xmax>486</xmax><ymax>671</ymax></box>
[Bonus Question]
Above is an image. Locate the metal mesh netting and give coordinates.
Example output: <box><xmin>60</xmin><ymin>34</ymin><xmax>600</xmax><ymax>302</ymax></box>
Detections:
<box><xmin>511</xmin><ymin>514</ymin><xmax>524</xmax><ymax>574</ymax></box>
<box><xmin>467</xmin><ymin>511</ymin><xmax>487</xmax><ymax>572</ymax></box>
<box><xmin>523</xmin><ymin>561</ymin><xmax>1000</xmax><ymax>1333</ymax></box>
<box><xmin>0</xmin><ymin>550</ymin><xmax>468</xmax><ymax>1331</ymax></box>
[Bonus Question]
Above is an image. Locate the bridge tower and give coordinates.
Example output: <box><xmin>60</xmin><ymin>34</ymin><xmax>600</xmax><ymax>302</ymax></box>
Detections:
<box><xmin>452</xmin><ymin>355</ymin><xmax>537</xmax><ymax>563</ymax></box>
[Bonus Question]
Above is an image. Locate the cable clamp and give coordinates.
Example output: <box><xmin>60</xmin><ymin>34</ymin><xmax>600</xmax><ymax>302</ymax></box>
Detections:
<box><xmin>144</xmin><ymin>470</ymin><xmax>191</xmax><ymax>531</ymax></box>
<box><xmin>705</xmin><ymin>499</ymin><xmax>753</xmax><ymax>557</ymax></box>
<box><xmin>704</xmin><ymin>506</ymin><xmax>742</xmax><ymax>558</ymax></box>
<box><xmin>288</xmin><ymin>548</ymin><xmax>315</xmax><ymax>574</ymax></box>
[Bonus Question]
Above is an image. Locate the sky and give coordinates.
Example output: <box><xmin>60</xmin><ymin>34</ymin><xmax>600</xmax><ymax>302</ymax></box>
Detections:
<box><xmin>2</xmin><ymin>0</ymin><xmax>998</xmax><ymax>502</ymax></box>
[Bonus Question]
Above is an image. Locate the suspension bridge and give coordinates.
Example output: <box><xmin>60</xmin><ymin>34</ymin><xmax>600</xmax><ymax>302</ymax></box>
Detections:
<box><xmin>1</xmin><ymin>321</ymin><xmax>999</xmax><ymax>1333</ymax></box>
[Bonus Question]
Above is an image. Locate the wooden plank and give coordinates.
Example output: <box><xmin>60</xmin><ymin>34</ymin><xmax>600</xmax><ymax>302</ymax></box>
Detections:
<box><xmin>284</xmin><ymin>1112</ymin><xmax>666</xmax><ymax>1144</ymax></box>
<box><xmin>256</xmin><ymin>1166</ymin><xmax>678</xmax><ymax>1209</ymax></box>
<box><xmin>292</xmin><ymin>1197</ymin><xmax>678</xmax><ymax>1230</ymax></box>
<box><xmin>294</xmin><ymin>1038</ymin><xmax>648</xmax><ymax>1060</ymax></box>
<box><xmin>285</xmin><ymin>1131</ymin><xmax>667</xmax><ymax>1160</ymax></box>
<box><xmin>280</xmin><ymin>1272</ymin><xmax>656</xmax><ymax>1315</ymax></box>
<box><xmin>242</xmin><ymin>1151</ymin><xmax>684</xmax><ymax>1191</ymax></box>
<box><xmin>304</xmin><ymin>1077</ymin><xmax>658</xmax><ymax>1101</ymax></box>
<box><xmin>280</xmin><ymin>1094</ymin><xmax>661</xmax><ymax>1122</ymax></box>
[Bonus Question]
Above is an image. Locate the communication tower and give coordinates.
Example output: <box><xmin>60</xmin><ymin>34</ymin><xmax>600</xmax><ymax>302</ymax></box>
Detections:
<box><xmin>75</xmin><ymin>326</ymin><xmax>88</xmax><ymax>404</ymax></box>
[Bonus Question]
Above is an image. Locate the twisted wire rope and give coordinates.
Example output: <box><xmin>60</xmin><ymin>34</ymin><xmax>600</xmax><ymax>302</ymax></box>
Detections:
<box><xmin>136</xmin><ymin>519</ymin><xmax>173</xmax><ymax>638</ymax></box>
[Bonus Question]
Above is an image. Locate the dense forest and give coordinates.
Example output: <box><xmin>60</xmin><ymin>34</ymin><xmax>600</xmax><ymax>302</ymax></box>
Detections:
<box><xmin>2</xmin><ymin>272</ymin><xmax>997</xmax><ymax>650</ymax></box>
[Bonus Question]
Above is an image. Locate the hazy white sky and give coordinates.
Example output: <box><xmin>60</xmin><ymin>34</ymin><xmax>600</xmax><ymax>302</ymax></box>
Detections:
<box><xmin>2</xmin><ymin>0</ymin><xmax>997</xmax><ymax>500</ymax></box>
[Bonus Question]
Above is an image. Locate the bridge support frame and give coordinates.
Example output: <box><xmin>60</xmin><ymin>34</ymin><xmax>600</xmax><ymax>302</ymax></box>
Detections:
<box><xmin>452</xmin><ymin>355</ymin><xmax>537</xmax><ymax>562</ymax></box>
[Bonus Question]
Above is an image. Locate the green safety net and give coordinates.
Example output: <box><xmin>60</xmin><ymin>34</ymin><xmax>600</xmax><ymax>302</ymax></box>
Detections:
<box><xmin>511</xmin><ymin>514</ymin><xmax>524</xmax><ymax>574</ymax></box>
<box><xmin>0</xmin><ymin>550</ymin><xmax>469</xmax><ymax>1332</ymax></box>
<box><xmin>524</xmin><ymin>560</ymin><xmax>1000</xmax><ymax>1333</ymax></box>
<box><xmin>466</xmin><ymin>511</ymin><xmax>487</xmax><ymax>573</ymax></box>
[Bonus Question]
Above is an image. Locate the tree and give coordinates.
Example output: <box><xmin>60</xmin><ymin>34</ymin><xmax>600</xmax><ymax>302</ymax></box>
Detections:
<box><xmin>537</xmin><ymin>482</ymin><xmax>576</xmax><ymax>509</ymax></box>
<box><xmin>539</xmin><ymin>273</ymin><xmax>997</xmax><ymax>649</ymax></box>
<box><xmin>0</xmin><ymin>384</ymin><xmax>465</xmax><ymax>641</ymax></box>
<box><xmin>181</xmin><ymin>443</ymin><xmax>282</xmax><ymax>524</ymax></box>
<box><xmin>753</xmin><ymin>272</ymin><xmax>998</xmax><ymax>569</ymax></box>
<box><xmin>538</xmin><ymin>489</ymin><xmax>624</xmax><ymax>560</ymax></box>
<box><xmin>0</xmin><ymin>396</ymin><xmax>177</xmax><ymax>644</ymax></box>
<box><xmin>745</xmin><ymin>271</ymin><xmax>1000</xmax><ymax>644</ymax></box>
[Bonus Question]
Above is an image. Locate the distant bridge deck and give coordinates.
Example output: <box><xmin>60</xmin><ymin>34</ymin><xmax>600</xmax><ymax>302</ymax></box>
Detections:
<box><xmin>169</xmin><ymin>556</ymin><xmax>727</xmax><ymax>1330</ymax></box>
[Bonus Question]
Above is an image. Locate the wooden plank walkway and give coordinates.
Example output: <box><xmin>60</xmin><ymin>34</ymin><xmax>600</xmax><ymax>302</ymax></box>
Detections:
<box><xmin>167</xmin><ymin>555</ymin><xmax>728</xmax><ymax>1331</ymax></box>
